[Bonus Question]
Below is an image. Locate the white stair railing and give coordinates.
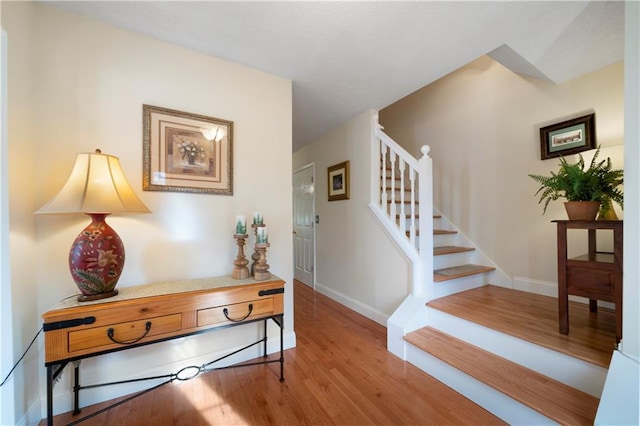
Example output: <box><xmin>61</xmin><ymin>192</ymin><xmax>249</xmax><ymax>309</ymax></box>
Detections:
<box><xmin>369</xmin><ymin>113</ymin><xmax>434</xmax><ymax>300</ymax></box>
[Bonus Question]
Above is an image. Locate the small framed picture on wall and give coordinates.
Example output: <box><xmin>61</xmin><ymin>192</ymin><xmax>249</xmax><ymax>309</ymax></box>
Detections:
<box><xmin>539</xmin><ymin>113</ymin><xmax>596</xmax><ymax>160</ymax></box>
<box><xmin>327</xmin><ymin>161</ymin><xmax>350</xmax><ymax>201</ymax></box>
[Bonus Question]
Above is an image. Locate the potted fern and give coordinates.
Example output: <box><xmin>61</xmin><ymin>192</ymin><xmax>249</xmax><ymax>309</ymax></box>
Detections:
<box><xmin>528</xmin><ymin>147</ymin><xmax>623</xmax><ymax>220</ymax></box>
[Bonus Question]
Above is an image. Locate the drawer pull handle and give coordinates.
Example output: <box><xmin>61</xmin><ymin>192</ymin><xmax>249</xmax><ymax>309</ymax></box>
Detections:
<box><xmin>223</xmin><ymin>304</ymin><xmax>253</xmax><ymax>322</ymax></box>
<box><xmin>107</xmin><ymin>321</ymin><xmax>152</xmax><ymax>345</ymax></box>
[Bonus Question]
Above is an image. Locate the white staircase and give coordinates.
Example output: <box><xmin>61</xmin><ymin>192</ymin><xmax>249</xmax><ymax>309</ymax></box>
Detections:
<box><xmin>370</xmin><ymin>114</ymin><xmax>505</xmax><ymax>302</ymax></box>
<box><xmin>369</xmin><ymin>112</ymin><xmax>606</xmax><ymax>424</ymax></box>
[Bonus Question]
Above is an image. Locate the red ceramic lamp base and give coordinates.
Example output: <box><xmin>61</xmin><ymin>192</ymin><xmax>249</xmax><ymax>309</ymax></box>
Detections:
<box><xmin>69</xmin><ymin>213</ymin><xmax>125</xmax><ymax>302</ymax></box>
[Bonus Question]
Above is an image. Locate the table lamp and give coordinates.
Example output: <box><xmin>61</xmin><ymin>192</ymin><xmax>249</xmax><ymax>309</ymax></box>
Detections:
<box><xmin>36</xmin><ymin>149</ymin><xmax>151</xmax><ymax>301</ymax></box>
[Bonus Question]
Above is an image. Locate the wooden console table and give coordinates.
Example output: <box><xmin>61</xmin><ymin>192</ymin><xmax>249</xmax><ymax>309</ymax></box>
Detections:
<box><xmin>42</xmin><ymin>275</ymin><xmax>285</xmax><ymax>425</ymax></box>
<box><xmin>554</xmin><ymin>220</ymin><xmax>622</xmax><ymax>343</ymax></box>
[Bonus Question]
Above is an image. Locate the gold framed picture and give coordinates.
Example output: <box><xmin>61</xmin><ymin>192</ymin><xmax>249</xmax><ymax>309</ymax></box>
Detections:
<box><xmin>327</xmin><ymin>160</ymin><xmax>350</xmax><ymax>201</ymax></box>
<box><xmin>143</xmin><ymin>104</ymin><xmax>233</xmax><ymax>194</ymax></box>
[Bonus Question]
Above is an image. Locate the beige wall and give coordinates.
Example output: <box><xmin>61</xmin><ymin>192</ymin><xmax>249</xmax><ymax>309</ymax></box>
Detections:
<box><xmin>293</xmin><ymin>110</ymin><xmax>411</xmax><ymax>324</ymax></box>
<box><xmin>3</xmin><ymin>3</ymin><xmax>292</xmax><ymax>422</ymax></box>
<box><xmin>2</xmin><ymin>1</ymin><xmax>39</xmax><ymax>424</ymax></box>
<box><xmin>380</xmin><ymin>56</ymin><xmax>624</xmax><ymax>293</ymax></box>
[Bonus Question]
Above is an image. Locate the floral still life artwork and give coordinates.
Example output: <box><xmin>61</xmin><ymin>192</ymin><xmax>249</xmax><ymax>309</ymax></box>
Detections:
<box><xmin>179</xmin><ymin>140</ymin><xmax>206</xmax><ymax>165</ymax></box>
<box><xmin>165</xmin><ymin>131</ymin><xmax>214</xmax><ymax>176</ymax></box>
<box><xmin>143</xmin><ymin>104</ymin><xmax>234</xmax><ymax>194</ymax></box>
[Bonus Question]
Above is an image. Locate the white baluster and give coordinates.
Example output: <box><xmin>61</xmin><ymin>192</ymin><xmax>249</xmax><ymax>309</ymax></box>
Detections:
<box><xmin>409</xmin><ymin>168</ymin><xmax>416</xmax><ymax>248</ymax></box>
<box><xmin>398</xmin><ymin>159</ymin><xmax>406</xmax><ymax>233</ymax></box>
<box><xmin>370</xmin><ymin>124</ymin><xmax>382</xmax><ymax>209</ymax></box>
<box><xmin>381</xmin><ymin>142</ymin><xmax>388</xmax><ymax>208</ymax></box>
<box><xmin>389</xmin><ymin>151</ymin><xmax>396</xmax><ymax>219</ymax></box>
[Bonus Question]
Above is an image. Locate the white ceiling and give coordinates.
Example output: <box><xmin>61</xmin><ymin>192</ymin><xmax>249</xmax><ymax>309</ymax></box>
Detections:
<box><xmin>45</xmin><ymin>1</ymin><xmax>624</xmax><ymax>152</ymax></box>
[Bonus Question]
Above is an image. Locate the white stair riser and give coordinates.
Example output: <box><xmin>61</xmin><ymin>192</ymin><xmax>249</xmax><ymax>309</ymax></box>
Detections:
<box><xmin>433</xmin><ymin>234</ymin><xmax>462</xmax><ymax>247</ymax></box>
<box><xmin>433</xmin><ymin>251</ymin><xmax>475</xmax><ymax>269</ymax></box>
<box><xmin>433</xmin><ymin>273</ymin><xmax>490</xmax><ymax>298</ymax></box>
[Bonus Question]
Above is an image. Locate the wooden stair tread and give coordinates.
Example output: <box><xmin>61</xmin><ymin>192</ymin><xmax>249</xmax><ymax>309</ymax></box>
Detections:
<box><xmin>434</xmin><ymin>246</ymin><xmax>475</xmax><ymax>256</ymax></box>
<box><xmin>404</xmin><ymin>327</ymin><xmax>598</xmax><ymax>425</ymax></box>
<box><xmin>433</xmin><ymin>264</ymin><xmax>494</xmax><ymax>282</ymax></box>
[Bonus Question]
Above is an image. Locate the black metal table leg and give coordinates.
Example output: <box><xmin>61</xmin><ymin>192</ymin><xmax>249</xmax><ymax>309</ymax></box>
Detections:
<box><xmin>276</xmin><ymin>314</ymin><xmax>284</xmax><ymax>381</ymax></box>
<box><xmin>46</xmin><ymin>362</ymin><xmax>69</xmax><ymax>425</ymax></box>
<box><xmin>72</xmin><ymin>360</ymin><xmax>81</xmax><ymax>415</ymax></box>
<box><xmin>280</xmin><ymin>314</ymin><xmax>284</xmax><ymax>381</ymax></box>
<box><xmin>263</xmin><ymin>319</ymin><xmax>268</xmax><ymax>358</ymax></box>
<box><xmin>47</xmin><ymin>365</ymin><xmax>53</xmax><ymax>426</ymax></box>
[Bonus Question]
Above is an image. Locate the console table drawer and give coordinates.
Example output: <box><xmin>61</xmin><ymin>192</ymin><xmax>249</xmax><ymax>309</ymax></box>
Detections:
<box><xmin>68</xmin><ymin>313</ymin><xmax>183</xmax><ymax>353</ymax></box>
<box><xmin>198</xmin><ymin>298</ymin><xmax>274</xmax><ymax>326</ymax></box>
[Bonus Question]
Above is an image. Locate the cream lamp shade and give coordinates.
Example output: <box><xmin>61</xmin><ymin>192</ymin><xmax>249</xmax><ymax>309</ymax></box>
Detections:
<box><xmin>36</xmin><ymin>149</ymin><xmax>150</xmax><ymax>302</ymax></box>
<box><xmin>37</xmin><ymin>149</ymin><xmax>150</xmax><ymax>215</ymax></box>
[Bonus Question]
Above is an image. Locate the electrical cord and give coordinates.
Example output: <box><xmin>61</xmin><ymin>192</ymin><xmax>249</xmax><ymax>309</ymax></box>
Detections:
<box><xmin>0</xmin><ymin>294</ymin><xmax>81</xmax><ymax>388</ymax></box>
<box><xmin>0</xmin><ymin>327</ymin><xmax>43</xmax><ymax>387</ymax></box>
<box><xmin>0</xmin><ymin>292</ymin><xmax>79</xmax><ymax>388</ymax></box>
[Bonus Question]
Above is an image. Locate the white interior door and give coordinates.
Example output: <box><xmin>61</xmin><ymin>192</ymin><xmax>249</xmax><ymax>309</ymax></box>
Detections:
<box><xmin>293</xmin><ymin>164</ymin><xmax>315</xmax><ymax>287</ymax></box>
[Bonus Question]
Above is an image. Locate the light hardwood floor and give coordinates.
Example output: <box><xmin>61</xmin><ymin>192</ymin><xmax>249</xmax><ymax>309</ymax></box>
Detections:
<box><xmin>44</xmin><ymin>280</ymin><xmax>504</xmax><ymax>425</ymax></box>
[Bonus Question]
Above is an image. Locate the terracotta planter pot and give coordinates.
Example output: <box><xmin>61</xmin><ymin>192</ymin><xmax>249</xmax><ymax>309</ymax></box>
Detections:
<box><xmin>564</xmin><ymin>201</ymin><xmax>601</xmax><ymax>221</ymax></box>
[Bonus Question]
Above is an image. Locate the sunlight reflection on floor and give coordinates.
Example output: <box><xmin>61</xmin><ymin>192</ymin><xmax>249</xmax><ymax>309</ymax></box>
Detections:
<box><xmin>175</xmin><ymin>375</ymin><xmax>249</xmax><ymax>425</ymax></box>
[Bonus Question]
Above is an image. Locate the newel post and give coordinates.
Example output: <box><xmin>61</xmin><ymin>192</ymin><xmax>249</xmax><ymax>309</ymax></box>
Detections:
<box><xmin>370</xmin><ymin>112</ymin><xmax>382</xmax><ymax>208</ymax></box>
<box><xmin>416</xmin><ymin>145</ymin><xmax>434</xmax><ymax>300</ymax></box>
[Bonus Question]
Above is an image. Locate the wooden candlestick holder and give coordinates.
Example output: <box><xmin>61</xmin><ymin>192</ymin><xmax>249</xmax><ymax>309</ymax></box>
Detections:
<box><xmin>253</xmin><ymin>242</ymin><xmax>271</xmax><ymax>281</ymax></box>
<box><xmin>251</xmin><ymin>223</ymin><xmax>265</xmax><ymax>277</ymax></box>
<box><xmin>232</xmin><ymin>234</ymin><xmax>250</xmax><ymax>279</ymax></box>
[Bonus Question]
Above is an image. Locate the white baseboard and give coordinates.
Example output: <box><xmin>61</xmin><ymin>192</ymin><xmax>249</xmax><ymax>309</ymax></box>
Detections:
<box><xmin>315</xmin><ymin>282</ymin><xmax>389</xmax><ymax>326</ymax></box>
<box><xmin>513</xmin><ymin>277</ymin><xmax>615</xmax><ymax>309</ymax></box>
<box><xmin>513</xmin><ymin>276</ymin><xmax>558</xmax><ymax>297</ymax></box>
